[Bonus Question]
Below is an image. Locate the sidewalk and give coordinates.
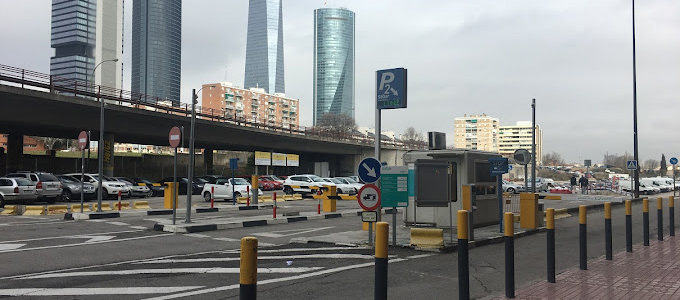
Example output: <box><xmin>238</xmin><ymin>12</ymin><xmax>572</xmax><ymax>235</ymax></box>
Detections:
<box><xmin>490</xmin><ymin>234</ymin><xmax>680</xmax><ymax>299</ymax></box>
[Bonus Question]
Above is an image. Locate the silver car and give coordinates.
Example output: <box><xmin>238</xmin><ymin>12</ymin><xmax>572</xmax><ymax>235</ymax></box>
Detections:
<box><xmin>5</xmin><ymin>172</ymin><xmax>62</xmax><ymax>203</ymax></box>
<box><xmin>0</xmin><ymin>177</ymin><xmax>38</xmax><ymax>206</ymax></box>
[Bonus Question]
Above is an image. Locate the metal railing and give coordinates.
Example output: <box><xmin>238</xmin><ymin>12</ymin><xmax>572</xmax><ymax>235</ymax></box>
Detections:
<box><xmin>0</xmin><ymin>63</ymin><xmax>427</xmax><ymax>150</ymax></box>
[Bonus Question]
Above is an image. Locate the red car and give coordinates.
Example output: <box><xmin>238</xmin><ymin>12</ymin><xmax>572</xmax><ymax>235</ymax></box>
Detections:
<box><xmin>259</xmin><ymin>176</ymin><xmax>282</xmax><ymax>190</ymax></box>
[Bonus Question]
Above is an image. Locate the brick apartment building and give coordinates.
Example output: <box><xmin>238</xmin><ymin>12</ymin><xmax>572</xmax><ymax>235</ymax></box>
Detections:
<box><xmin>0</xmin><ymin>135</ymin><xmax>47</xmax><ymax>152</ymax></box>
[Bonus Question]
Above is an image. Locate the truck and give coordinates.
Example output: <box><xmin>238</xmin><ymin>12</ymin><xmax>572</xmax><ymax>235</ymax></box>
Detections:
<box><xmin>201</xmin><ymin>177</ymin><xmax>262</xmax><ymax>202</ymax></box>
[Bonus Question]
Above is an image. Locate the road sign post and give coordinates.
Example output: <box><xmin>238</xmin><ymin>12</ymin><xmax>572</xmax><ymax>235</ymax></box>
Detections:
<box><xmin>169</xmin><ymin>126</ymin><xmax>182</xmax><ymax>225</ymax></box>
<box><xmin>77</xmin><ymin>131</ymin><xmax>89</xmax><ymax>213</ymax></box>
<box><xmin>489</xmin><ymin>157</ymin><xmax>509</xmax><ymax>233</ymax></box>
<box><xmin>381</xmin><ymin>166</ymin><xmax>408</xmax><ymax>246</ymax></box>
<box><xmin>671</xmin><ymin>158</ymin><xmax>678</xmax><ymax>197</ymax></box>
<box><xmin>230</xmin><ymin>158</ymin><xmax>239</xmax><ymax>205</ymax></box>
<box><xmin>358</xmin><ymin>184</ymin><xmax>381</xmax><ymax>245</ymax></box>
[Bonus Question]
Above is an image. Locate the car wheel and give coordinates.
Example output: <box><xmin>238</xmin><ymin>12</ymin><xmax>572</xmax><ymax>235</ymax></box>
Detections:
<box><xmin>203</xmin><ymin>192</ymin><xmax>212</xmax><ymax>202</ymax></box>
<box><xmin>508</xmin><ymin>188</ymin><xmax>515</xmax><ymax>194</ymax></box>
<box><xmin>0</xmin><ymin>195</ymin><xmax>4</xmax><ymax>208</ymax></box>
<box><xmin>103</xmin><ymin>188</ymin><xmax>111</xmax><ymax>200</ymax></box>
<box><xmin>234</xmin><ymin>192</ymin><xmax>242</xmax><ymax>199</ymax></box>
<box><xmin>283</xmin><ymin>186</ymin><xmax>293</xmax><ymax>195</ymax></box>
<box><xmin>62</xmin><ymin>190</ymin><xmax>73</xmax><ymax>202</ymax></box>
<box><xmin>337</xmin><ymin>189</ymin><xmax>343</xmax><ymax>195</ymax></box>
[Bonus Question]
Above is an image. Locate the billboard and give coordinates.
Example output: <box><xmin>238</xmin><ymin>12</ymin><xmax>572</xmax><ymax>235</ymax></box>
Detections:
<box><xmin>255</xmin><ymin>151</ymin><xmax>271</xmax><ymax>166</ymax></box>
<box><xmin>272</xmin><ymin>153</ymin><xmax>287</xmax><ymax>166</ymax></box>
<box><xmin>287</xmin><ymin>154</ymin><xmax>299</xmax><ymax>167</ymax></box>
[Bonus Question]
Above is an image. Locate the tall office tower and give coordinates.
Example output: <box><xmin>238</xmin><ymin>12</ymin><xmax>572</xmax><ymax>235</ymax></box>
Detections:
<box><xmin>313</xmin><ymin>7</ymin><xmax>355</xmax><ymax>125</ymax></box>
<box><xmin>50</xmin><ymin>0</ymin><xmax>123</xmax><ymax>91</ymax></box>
<box><xmin>131</xmin><ymin>0</ymin><xmax>182</xmax><ymax>106</ymax></box>
<box><xmin>244</xmin><ymin>0</ymin><xmax>285</xmax><ymax>94</ymax></box>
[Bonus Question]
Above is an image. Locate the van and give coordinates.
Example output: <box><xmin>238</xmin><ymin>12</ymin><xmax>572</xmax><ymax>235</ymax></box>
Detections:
<box><xmin>641</xmin><ymin>178</ymin><xmax>673</xmax><ymax>192</ymax></box>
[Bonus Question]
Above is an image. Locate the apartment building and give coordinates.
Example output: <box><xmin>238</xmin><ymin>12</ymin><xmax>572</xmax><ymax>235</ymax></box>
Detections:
<box><xmin>201</xmin><ymin>82</ymin><xmax>299</xmax><ymax>129</ymax></box>
<box><xmin>498</xmin><ymin>121</ymin><xmax>543</xmax><ymax>164</ymax></box>
<box><xmin>453</xmin><ymin>114</ymin><xmax>499</xmax><ymax>152</ymax></box>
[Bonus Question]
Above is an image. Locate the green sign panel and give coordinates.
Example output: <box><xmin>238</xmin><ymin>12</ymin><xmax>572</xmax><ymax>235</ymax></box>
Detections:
<box><xmin>380</xmin><ymin>166</ymin><xmax>409</xmax><ymax>207</ymax></box>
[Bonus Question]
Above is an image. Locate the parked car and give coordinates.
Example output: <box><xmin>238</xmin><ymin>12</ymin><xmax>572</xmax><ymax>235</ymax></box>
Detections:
<box><xmin>335</xmin><ymin>177</ymin><xmax>364</xmax><ymax>190</ymax></box>
<box><xmin>202</xmin><ymin>177</ymin><xmax>262</xmax><ymax>202</ymax></box>
<box><xmin>282</xmin><ymin>174</ymin><xmax>335</xmax><ymax>195</ymax></box>
<box><xmin>64</xmin><ymin>173</ymin><xmax>130</xmax><ymax>199</ymax></box>
<box><xmin>0</xmin><ymin>177</ymin><xmax>38</xmax><ymax>206</ymax></box>
<box><xmin>158</xmin><ymin>177</ymin><xmax>204</xmax><ymax>195</ymax></box>
<box><xmin>266</xmin><ymin>175</ymin><xmax>285</xmax><ymax>184</ymax></box>
<box><xmin>198</xmin><ymin>175</ymin><xmax>229</xmax><ymax>184</ymax></box>
<box><xmin>127</xmin><ymin>177</ymin><xmax>165</xmax><ymax>197</ymax></box>
<box><xmin>502</xmin><ymin>180</ymin><xmax>525</xmax><ymax>193</ymax></box>
<box><xmin>259</xmin><ymin>176</ymin><xmax>282</xmax><ymax>190</ymax></box>
<box><xmin>348</xmin><ymin>176</ymin><xmax>361</xmax><ymax>183</ymax></box>
<box><xmin>113</xmin><ymin>177</ymin><xmax>151</xmax><ymax>198</ymax></box>
<box><xmin>56</xmin><ymin>175</ymin><xmax>95</xmax><ymax>201</ymax></box>
<box><xmin>322</xmin><ymin>178</ymin><xmax>357</xmax><ymax>195</ymax></box>
<box><xmin>5</xmin><ymin>172</ymin><xmax>62</xmax><ymax>203</ymax></box>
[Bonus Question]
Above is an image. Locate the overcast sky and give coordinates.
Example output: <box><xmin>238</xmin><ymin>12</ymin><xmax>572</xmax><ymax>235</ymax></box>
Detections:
<box><xmin>1</xmin><ymin>0</ymin><xmax>678</xmax><ymax>164</ymax></box>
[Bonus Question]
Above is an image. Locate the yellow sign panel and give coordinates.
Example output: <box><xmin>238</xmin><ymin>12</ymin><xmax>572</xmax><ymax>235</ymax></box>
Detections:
<box><xmin>272</xmin><ymin>153</ymin><xmax>287</xmax><ymax>166</ymax></box>
<box><xmin>287</xmin><ymin>154</ymin><xmax>299</xmax><ymax>167</ymax></box>
<box><xmin>255</xmin><ymin>151</ymin><xmax>271</xmax><ymax>166</ymax></box>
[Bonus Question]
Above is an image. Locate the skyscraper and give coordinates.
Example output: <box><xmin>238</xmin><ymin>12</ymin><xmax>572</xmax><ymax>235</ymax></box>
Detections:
<box><xmin>313</xmin><ymin>7</ymin><xmax>355</xmax><ymax>125</ymax></box>
<box><xmin>244</xmin><ymin>0</ymin><xmax>285</xmax><ymax>94</ymax></box>
<box><xmin>50</xmin><ymin>0</ymin><xmax>122</xmax><ymax>90</ymax></box>
<box><xmin>131</xmin><ymin>0</ymin><xmax>182</xmax><ymax>105</ymax></box>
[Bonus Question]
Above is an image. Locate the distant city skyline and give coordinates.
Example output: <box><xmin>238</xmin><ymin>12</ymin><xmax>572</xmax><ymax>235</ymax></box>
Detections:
<box><xmin>131</xmin><ymin>0</ymin><xmax>182</xmax><ymax>106</ymax></box>
<box><xmin>244</xmin><ymin>0</ymin><xmax>285</xmax><ymax>94</ymax></box>
<box><xmin>313</xmin><ymin>7</ymin><xmax>355</xmax><ymax>125</ymax></box>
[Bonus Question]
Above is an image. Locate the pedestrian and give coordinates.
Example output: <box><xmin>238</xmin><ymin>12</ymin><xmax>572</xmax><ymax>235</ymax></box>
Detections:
<box><xmin>579</xmin><ymin>176</ymin><xmax>588</xmax><ymax>194</ymax></box>
<box><xmin>570</xmin><ymin>175</ymin><xmax>577</xmax><ymax>192</ymax></box>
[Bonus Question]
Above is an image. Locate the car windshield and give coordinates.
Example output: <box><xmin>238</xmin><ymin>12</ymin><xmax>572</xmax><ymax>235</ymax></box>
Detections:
<box><xmin>344</xmin><ymin>177</ymin><xmax>358</xmax><ymax>183</ymax></box>
<box><xmin>15</xmin><ymin>178</ymin><xmax>33</xmax><ymax>186</ymax></box>
<box><xmin>137</xmin><ymin>179</ymin><xmax>153</xmax><ymax>185</ymax></box>
<box><xmin>232</xmin><ymin>178</ymin><xmax>250</xmax><ymax>185</ymax></box>
<box><xmin>269</xmin><ymin>175</ymin><xmax>282</xmax><ymax>181</ymax></box>
<box><xmin>59</xmin><ymin>176</ymin><xmax>79</xmax><ymax>183</ymax></box>
<box><xmin>38</xmin><ymin>174</ymin><xmax>59</xmax><ymax>182</ymax></box>
<box><xmin>327</xmin><ymin>178</ymin><xmax>343</xmax><ymax>184</ymax></box>
<box><xmin>310</xmin><ymin>176</ymin><xmax>326</xmax><ymax>183</ymax></box>
<box><xmin>102</xmin><ymin>175</ymin><xmax>115</xmax><ymax>181</ymax></box>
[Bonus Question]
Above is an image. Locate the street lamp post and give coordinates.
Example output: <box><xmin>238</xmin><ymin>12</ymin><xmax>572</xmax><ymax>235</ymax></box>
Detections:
<box><xmin>186</xmin><ymin>85</ymin><xmax>215</xmax><ymax>223</ymax></box>
<box><xmin>631</xmin><ymin>0</ymin><xmax>640</xmax><ymax>199</ymax></box>
<box><xmin>94</xmin><ymin>58</ymin><xmax>118</xmax><ymax>212</ymax></box>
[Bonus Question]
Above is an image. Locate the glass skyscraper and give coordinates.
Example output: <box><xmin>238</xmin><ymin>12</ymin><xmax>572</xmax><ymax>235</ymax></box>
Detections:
<box><xmin>244</xmin><ymin>0</ymin><xmax>285</xmax><ymax>94</ymax></box>
<box><xmin>50</xmin><ymin>0</ymin><xmax>122</xmax><ymax>91</ymax></box>
<box><xmin>131</xmin><ymin>0</ymin><xmax>182</xmax><ymax>106</ymax></box>
<box><xmin>313</xmin><ymin>7</ymin><xmax>355</xmax><ymax>126</ymax></box>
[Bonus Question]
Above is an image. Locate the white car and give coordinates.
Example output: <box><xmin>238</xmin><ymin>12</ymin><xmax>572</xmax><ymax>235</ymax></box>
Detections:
<box><xmin>322</xmin><ymin>178</ymin><xmax>357</xmax><ymax>195</ymax></box>
<box><xmin>283</xmin><ymin>174</ymin><xmax>335</xmax><ymax>194</ymax></box>
<box><xmin>65</xmin><ymin>173</ymin><xmax>130</xmax><ymax>199</ymax></box>
<box><xmin>335</xmin><ymin>177</ymin><xmax>364</xmax><ymax>190</ymax></box>
<box><xmin>202</xmin><ymin>178</ymin><xmax>262</xmax><ymax>202</ymax></box>
<box><xmin>502</xmin><ymin>180</ymin><xmax>525</xmax><ymax>193</ymax></box>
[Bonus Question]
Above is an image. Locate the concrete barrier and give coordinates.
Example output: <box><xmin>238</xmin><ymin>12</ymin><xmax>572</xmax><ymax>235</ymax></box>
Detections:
<box><xmin>93</xmin><ymin>203</ymin><xmax>112</xmax><ymax>211</ymax></box>
<box><xmin>283</xmin><ymin>195</ymin><xmax>294</xmax><ymax>201</ymax></box>
<box><xmin>410</xmin><ymin>228</ymin><xmax>444</xmax><ymax>248</ymax></box>
<box><xmin>237</xmin><ymin>197</ymin><xmax>249</xmax><ymax>204</ymax></box>
<box><xmin>133</xmin><ymin>201</ymin><xmax>152</xmax><ymax>209</ymax></box>
<box><xmin>293</xmin><ymin>194</ymin><xmax>303</xmax><ymax>200</ymax></box>
<box><xmin>0</xmin><ymin>205</ymin><xmax>19</xmax><ymax>215</ymax></box>
<box><xmin>339</xmin><ymin>194</ymin><xmax>358</xmax><ymax>200</ymax></box>
<box><xmin>543</xmin><ymin>195</ymin><xmax>562</xmax><ymax>200</ymax></box>
<box><xmin>24</xmin><ymin>205</ymin><xmax>46</xmax><ymax>216</ymax></box>
<box><xmin>70</xmin><ymin>204</ymin><xmax>91</xmax><ymax>212</ymax></box>
<box><xmin>47</xmin><ymin>205</ymin><xmax>69</xmax><ymax>215</ymax></box>
<box><xmin>114</xmin><ymin>202</ymin><xmax>131</xmax><ymax>210</ymax></box>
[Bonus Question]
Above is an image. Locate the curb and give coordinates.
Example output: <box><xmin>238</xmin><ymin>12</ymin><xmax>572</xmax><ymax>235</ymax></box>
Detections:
<box><xmin>64</xmin><ymin>212</ymin><xmax>121</xmax><ymax>220</ymax></box>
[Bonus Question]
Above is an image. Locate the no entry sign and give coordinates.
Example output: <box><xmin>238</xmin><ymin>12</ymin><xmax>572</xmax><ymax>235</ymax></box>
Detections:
<box><xmin>77</xmin><ymin>131</ymin><xmax>89</xmax><ymax>150</ymax></box>
<box><xmin>169</xmin><ymin>127</ymin><xmax>182</xmax><ymax>148</ymax></box>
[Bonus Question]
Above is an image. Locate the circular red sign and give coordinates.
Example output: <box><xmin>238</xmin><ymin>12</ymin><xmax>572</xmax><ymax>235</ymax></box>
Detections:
<box><xmin>169</xmin><ymin>127</ymin><xmax>182</xmax><ymax>148</ymax></box>
<box><xmin>77</xmin><ymin>131</ymin><xmax>88</xmax><ymax>150</ymax></box>
<box><xmin>358</xmin><ymin>184</ymin><xmax>381</xmax><ymax>211</ymax></box>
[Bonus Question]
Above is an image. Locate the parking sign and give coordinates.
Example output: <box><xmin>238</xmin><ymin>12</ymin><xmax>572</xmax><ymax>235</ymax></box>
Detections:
<box><xmin>376</xmin><ymin>68</ymin><xmax>407</xmax><ymax>109</ymax></box>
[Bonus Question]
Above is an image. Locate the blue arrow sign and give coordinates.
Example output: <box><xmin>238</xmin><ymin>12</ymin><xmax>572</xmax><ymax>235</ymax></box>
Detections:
<box><xmin>671</xmin><ymin>157</ymin><xmax>678</xmax><ymax>165</ymax></box>
<box><xmin>358</xmin><ymin>157</ymin><xmax>382</xmax><ymax>183</ymax></box>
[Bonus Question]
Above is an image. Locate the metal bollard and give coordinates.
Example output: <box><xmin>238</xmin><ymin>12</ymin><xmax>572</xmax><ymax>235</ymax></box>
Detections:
<box><xmin>247</xmin><ymin>186</ymin><xmax>250</xmax><ymax>206</ymax></box>
<box><xmin>240</xmin><ymin>237</ymin><xmax>258</xmax><ymax>300</ymax></box>
<box><xmin>670</xmin><ymin>196</ymin><xmax>675</xmax><ymax>237</ymax></box>
<box><xmin>546</xmin><ymin>208</ymin><xmax>556</xmax><ymax>283</ymax></box>
<box><xmin>117</xmin><ymin>190</ymin><xmax>122</xmax><ymax>211</ymax></box>
<box><xmin>604</xmin><ymin>202</ymin><xmax>612</xmax><ymax>260</ymax></box>
<box><xmin>504</xmin><ymin>212</ymin><xmax>515</xmax><ymax>298</ymax></box>
<box><xmin>457</xmin><ymin>210</ymin><xmax>470</xmax><ymax>300</ymax></box>
<box><xmin>375</xmin><ymin>222</ymin><xmax>389</xmax><ymax>300</ymax></box>
<box><xmin>579</xmin><ymin>205</ymin><xmax>587</xmax><ymax>270</ymax></box>
<box><xmin>626</xmin><ymin>200</ymin><xmax>632</xmax><ymax>252</ymax></box>
<box><xmin>658</xmin><ymin>197</ymin><xmax>663</xmax><ymax>241</ymax></box>
<box><xmin>273</xmin><ymin>192</ymin><xmax>277</xmax><ymax>218</ymax></box>
<box><xmin>643</xmin><ymin>199</ymin><xmax>649</xmax><ymax>246</ymax></box>
<box><xmin>211</xmin><ymin>186</ymin><xmax>215</xmax><ymax>209</ymax></box>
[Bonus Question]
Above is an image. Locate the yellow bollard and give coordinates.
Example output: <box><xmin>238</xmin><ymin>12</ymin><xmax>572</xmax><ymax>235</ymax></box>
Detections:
<box><xmin>671</xmin><ymin>196</ymin><xmax>676</xmax><ymax>237</ymax></box>
<box><xmin>240</xmin><ymin>237</ymin><xmax>258</xmax><ymax>300</ymax></box>
<box><xmin>375</xmin><ymin>222</ymin><xmax>389</xmax><ymax>299</ymax></box>
<box><xmin>546</xmin><ymin>208</ymin><xmax>555</xmax><ymax>283</ymax></box>
<box><xmin>504</xmin><ymin>212</ymin><xmax>515</xmax><ymax>298</ymax></box>
<box><xmin>579</xmin><ymin>205</ymin><xmax>587</xmax><ymax>270</ymax></box>
<box><xmin>605</xmin><ymin>202</ymin><xmax>612</xmax><ymax>260</ymax></box>
<box><xmin>625</xmin><ymin>200</ymin><xmax>632</xmax><ymax>252</ymax></box>
<box><xmin>643</xmin><ymin>199</ymin><xmax>650</xmax><ymax>246</ymax></box>
<box><xmin>457</xmin><ymin>210</ymin><xmax>469</xmax><ymax>300</ymax></box>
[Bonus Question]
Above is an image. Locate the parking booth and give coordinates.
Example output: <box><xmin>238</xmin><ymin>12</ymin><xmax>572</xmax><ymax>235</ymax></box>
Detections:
<box><xmin>403</xmin><ymin>149</ymin><xmax>502</xmax><ymax>231</ymax></box>
<box><xmin>163</xmin><ymin>182</ymin><xmax>179</xmax><ymax>209</ymax></box>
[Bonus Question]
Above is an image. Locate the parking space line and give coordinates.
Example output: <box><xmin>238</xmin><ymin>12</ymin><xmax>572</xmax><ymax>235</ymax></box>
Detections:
<box><xmin>21</xmin><ymin>267</ymin><xmax>325</xmax><ymax>279</ymax></box>
<box><xmin>136</xmin><ymin>254</ymin><xmax>376</xmax><ymax>264</ymax></box>
<box><xmin>0</xmin><ymin>229</ymin><xmax>144</xmax><ymax>244</ymax></box>
<box><xmin>0</xmin><ymin>233</ymin><xmax>173</xmax><ymax>254</ymax></box>
<box><xmin>0</xmin><ymin>287</ymin><xmax>205</xmax><ymax>296</ymax></box>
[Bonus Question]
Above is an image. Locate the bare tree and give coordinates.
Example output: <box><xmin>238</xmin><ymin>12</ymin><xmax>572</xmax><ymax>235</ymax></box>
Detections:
<box><xmin>31</xmin><ymin>136</ymin><xmax>67</xmax><ymax>150</ymax></box>
<box><xmin>644</xmin><ymin>159</ymin><xmax>659</xmax><ymax>171</ymax></box>
<box><xmin>315</xmin><ymin>113</ymin><xmax>357</xmax><ymax>136</ymax></box>
<box><xmin>542</xmin><ymin>152</ymin><xmax>565</xmax><ymax>166</ymax></box>
<box><xmin>401</xmin><ymin>127</ymin><xmax>424</xmax><ymax>145</ymax></box>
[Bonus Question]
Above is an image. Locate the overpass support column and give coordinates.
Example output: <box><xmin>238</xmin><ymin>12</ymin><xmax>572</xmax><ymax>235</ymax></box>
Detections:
<box><xmin>0</xmin><ymin>148</ymin><xmax>6</xmax><ymax>175</ymax></box>
<box><xmin>205</xmin><ymin>148</ymin><xmax>214</xmax><ymax>175</ymax></box>
<box><xmin>6</xmin><ymin>133</ymin><xmax>23</xmax><ymax>173</ymax></box>
<box><xmin>103</xmin><ymin>133</ymin><xmax>114</xmax><ymax>177</ymax></box>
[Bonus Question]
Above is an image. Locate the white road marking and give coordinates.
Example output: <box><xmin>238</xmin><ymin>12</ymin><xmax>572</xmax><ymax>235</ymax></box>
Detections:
<box><xmin>0</xmin><ymin>286</ymin><xmax>205</xmax><ymax>296</ymax></box>
<box><xmin>185</xmin><ymin>233</ymin><xmax>211</xmax><ymax>238</ymax></box>
<box><xmin>86</xmin><ymin>219</ymin><xmax>107</xmax><ymax>222</ymax></box>
<box><xmin>258</xmin><ymin>242</ymin><xmax>279</xmax><ymax>247</ymax></box>
<box><xmin>137</xmin><ymin>254</ymin><xmax>376</xmax><ymax>264</ymax></box>
<box><xmin>0</xmin><ymin>220</ymin><xmax>61</xmax><ymax>226</ymax></box>
<box><xmin>143</xmin><ymin>258</ymin><xmax>408</xmax><ymax>300</ymax></box>
<box><xmin>406</xmin><ymin>254</ymin><xmax>434</xmax><ymax>259</ymax></box>
<box><xmin>66</xmin><ymin>235</ymin><xmax>115</xmax><ymax>243</ymax></box>
<box><xmin>0</xmin><ymin>244</ymin><xmax>26</xmax><ymax>251</ymax></box>
<box><xmin>22</xmin><ymin>267</ymin><xmax>325</xmax><ymax>279</ymax></box>
<box><xmin>212</xmin><ymin>237</ymin><xmax>239</xmax><ymax>242</ymax></box>
<box><xmin>253</xmin><ymin>226</ymin><xmax>335</xmax><ymax>238</ymax></box>
<box><xmin>0</xmin><ymin>233</ymin><xmax>173</xmax><ymax>254</ymax></box>
<box><xmin>106</xmin><ymin>221</ymin><xmax>130</xmax><ymax>226</ymax></box>
<box><xmin>130</xmin><ymin>226</ymin><xmax>147</xmax><ymax>230</ymax></box>
<box><xmin>0</xmin><ymin>229</ymin><xmax>143</xmax><ymax>244</ymax></box>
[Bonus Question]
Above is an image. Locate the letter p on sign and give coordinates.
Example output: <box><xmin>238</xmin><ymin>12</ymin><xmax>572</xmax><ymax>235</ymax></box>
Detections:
<box><xmin>378</xmin><ymin>72</ymin><xmax>394</xmax><ymax>91</ymax></box>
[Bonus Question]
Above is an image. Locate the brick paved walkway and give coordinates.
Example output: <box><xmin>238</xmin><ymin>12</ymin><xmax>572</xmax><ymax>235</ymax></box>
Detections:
<box><xmin>492</xmin><ymin>235</ymin><xmax>680</xmax><ymax>299</ymax></box>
